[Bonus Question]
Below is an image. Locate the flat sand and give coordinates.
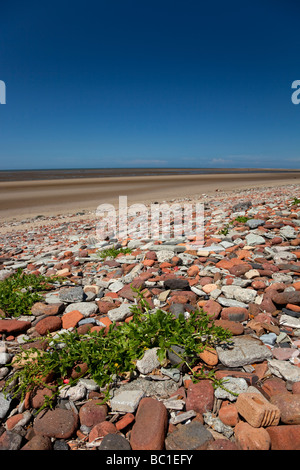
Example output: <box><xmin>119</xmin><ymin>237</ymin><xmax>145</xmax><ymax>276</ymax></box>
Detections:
<box><xmin>0</xmin><ymin>171</ymin><xmax>300</xmax><ymax>225</ymax></box>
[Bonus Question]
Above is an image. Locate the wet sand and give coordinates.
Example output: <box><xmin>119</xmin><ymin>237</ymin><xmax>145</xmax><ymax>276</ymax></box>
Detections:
<box><xmin>0</xmin><ymin>171</ymin><xmax>300</xmax><ymax>223</ymax></box>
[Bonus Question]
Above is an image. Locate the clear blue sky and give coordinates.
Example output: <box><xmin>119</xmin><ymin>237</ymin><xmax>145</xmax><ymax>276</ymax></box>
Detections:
<box><xmin>0</xmin><ymin>0</ymin><xmax>300</xmax><ymax>170</ymax></box>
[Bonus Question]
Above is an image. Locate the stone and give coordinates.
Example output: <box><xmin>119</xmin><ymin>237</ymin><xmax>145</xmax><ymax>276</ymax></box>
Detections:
<box><xmin>216</xmin><ymin>335</ymin><xmax>272</xmax><ymax>368</ymax></box>
<box><xmin>199</xmin><ymin>346</ymin><xmax>218</xmax><ymax>366</ymax></box>
<box><xmin>206</xmin><ymin>440</ymin><xmax>239</xmax><ymax>450</ymax></box>
<box><xmin>0</xmin><ymin>431</ymin><xmax>23</xmax><ymax>450</ymax></box>
<box><xmin>246</xmin><ymin>219</ymin><xmax>265</xmax><ymax>229</ymax></box>
<box><xmin>270</xmin><ymin>393</ymin><xmax>300</xmax><ymax>424</ymax></box>
<box><xmin>98</xmin><ymin>433</ymin><xmax>132</xmax><ymax>450</ymax></box>
<box><xmin>185</xmin><ymin>380</ymin><xmax>214</xmax><ymax>413</ymax></box>
<box><xmin>163</xmin><ymin>278</ymin><xmax>190</xmax><ymax>290</ymax></box>
<box><xmin>266</xmin><ymin>425</ymin><xmax>300</xmax><ymax>450</ymax></box>
<box><xmin>272</xmin><ymin>291</ymin><xmax>300</xmax><ymax>305</ymax></box>
<box><xmin>110</xmin><ymin>390</ymin><xmax>145</xmax><ymax>413</ymax></box>
<box><xmin>221</xmin><ymin>306</ymin><xmax>248</xmax><ymax>322</ymax></box>
<box><xmin>79</xmin><ymin>401</ymin><xmax>108</xmax><ymax>428</ymax></box>
<box><xmin>202</xmin><ymin>299</ymin><xmax>222</xmax><ymax>319</ymax></box>
<box><xmin>0</xmin><ymin>319</ymin><xmax>31</xmax><ymax>335</ymax></box>
<box><xmin>89</xmin><ymin>421</ymin><xmax>117</xmax><ymax>442</ymax></box>
<box><xmin>245</xmin><ymin>233</ymin><xmax>266</xmax><ymax>246</ymax></box>
<box><xmin>0</xmin><ymin>392</ymin><xmax>12</xmax><ymax>419</ymax></box>
<box><xmin>235</xmin><ymin>392</ymin><xmax>280</xmax><ymax>427</ymax></box>
<box><xmin>21</xmin><ymin>435</ymin><xmax>52</xmax><ymax>450</ymax></box>
<box><xmin>65</xmin><ymin>302</ymin><xmax>98</xmax><ymax>316</ymax></box>
<box><xmin>165</xmin><ymin>421</ymin><xmax>214</xmax><ymax>450</ymax></box>
<box><xmin>214</xmin><ymin>377</ymin><xmax>248</xmax><ymax>401</ymax></box>
<box><xmin>136</xmin><ymin>347</ymin><xmax>161</xmax><ymax>374</ymax></box>
<box><xmin>35</xmin><ymin>315</ymin><xmax>62</xmax><ymax>335</ymax></box>
<box><xmin>268</xmin><ymin>359</ymin><xmax>300</xmax><ymax>382</ymax></box>
<box><xmin>130</xmin><ymin>397</ymin><xmax>168</xmax><ymax>450</ymax></box>
<box><xmin>218</xmin><ymin>401</ymin><xmax>239</xmax><ymax>427</ymax></box>
<box><xmin>62</xmin><ymin>309</ymin><xmax>84</xmax><ymax>329</ymax></box>
<box><xmin>31</xmin><ymin>302</ymin><xmax>64</xmax><ymax>316</ymax></box>
<box><xmin>203</xmin><ymin>412</ymin><xmax>234</xmax><ymax>438</ymax></box>
<box><xmin>59</xmin><ymin>286</ymin><xmax>85</xmax><ymax>303</ymax></box>
<box><xmin>107</xmin><ymin>303</ymin><xmax>132</xmax><ymax>322</ymax></box>
<box><xmin>234</xmin><ymin>421</ymin><xmax>271</xmax><ymax>450</ymax></box>
<box><xmin>214</xmin><ymin>319</ymin><xmax>244</xmax><ymax>335</ymax></box>
<box><xmin>115</xmin><ymin>413</ymin><xmax>135</xmax><ymax>431</ymax></box>
<box><xmin>221</xmin><ymin>285</ymin><xmax>257</xmax><ymax>303</ymax></box>
<box><xmin>261</xmin><ymin>377</ymin><xmax>288</xmax><ymax>398</ymax></box>
<box><xmin>217</xmin><ymin>297</ymin><xmax>248</xmax><ymax>309</ymax></box>
<box><xmin>34</xmin><ymin>408</ymin><xmax>78</xmax><ymax>439</ymax></box>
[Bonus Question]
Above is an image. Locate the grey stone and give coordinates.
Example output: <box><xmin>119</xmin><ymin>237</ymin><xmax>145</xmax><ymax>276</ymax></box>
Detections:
<box><xmin>165</xmin><ymin>421</ymin><xmax>213</xmax><ymax>450</ymax></box>
<box><xmin>116</xmin><ymin>377</ymin><xmax>179</xmax><ymax>398</ymax></box>
<box><xmin>110</xmin><ymin>390</ymin><xmax>145</xmax><ymax>412</ymax></box>
<box><xmin>203</xmin><ymin>412</ymin><xmax>234</xmax><ymax>438</ymax></box>
<box><xmin>107</xmin><ymin>303</ymin><xmax>132</xmax><ymax>322</ymax></box>
<box><xmin>108</xmin><ymin>281</ymin><xmax>124</xmax><ymax>292</ymax></box>
<box><xmin>161</xmin><ymin>367</ymin><xmax>181</xmax><ymax>382</ymax></box>
<box><xmin>156</xmin><ymin>250</ymin><xmax>175</xmax><ymax>263</ymax></box>
<box><xmin>98</xmin><ymin>433</ymin><xmax>132</xmax><ymax>450</ymax></box>
<box><xmin>0</xmin><ymin>392</ymin><xmax>12</xmax><ymax>419</ymax></box>
<box><xmin>136</xmin><ymin>347</ymin><xmax>161</xmax><ymax>374</ymax></box>
<box><xmin>279</xmin><ymin>314</ymin><xmax>300</xmax><ymax>329</ymax></box>
<box><xmin>0</xmin><ymin>353</ymin><xmax>13</xmax><ymax>365</ymax></box>
<box><xmin>0</xmin><ymin>431</ymin><xmax>23</xmax><ymax>450</ymax></box>
<box><xmin>217</xmin><ymin>297</ymin><xmax>248</xmax><ymax>309</ymax></box>
<box><xmin>280</xmin><ymin>225</ymin><xmax>297</xmax><ymax>239</ymax></box>
<box><xmin>245</xmin><ymin>233</ymin><xmax>266</xmax><ymax>246</ymax></box>
<box><xmin>246</xmin><ymin>219</ymin><xmax>265</xmax><ymax>229</ymax></box>
<box><xmin>167</xmin><ymin>345</ymin><xmax>188</xmax><ymax>371</ymax></box>
<box><xmin>214</xmin><ymin>377</ymin><xmax>248</xmax><ymax>401</ymax></box>
<box><xmin>221</xmin><ymin>285</ymin><xmax>256</xmax><ymax>303</ymax></box>
<box><xmin>268</xmin><ymin>359</ymin><xmax>300</xmax><ymax>382</ymax></box>
<box><xmin>260</xmin><ymin>332</ymin><xmax>277</xmax><ymax>346</ymax></box>
<box><xmin>65</xmin><ymin>302</ymin><xmax>98</xmax><ymax>316</ymax></box>
<box><xmin>59</xmin><ymin>286</ymin><xmax>85</xmax><ymax>303</ymax></box>
<box><xmin>169</xmin><ymin>410</ymin><xmax>197</xmax><ymax>425</ymax></box>
<box><xmin>216</xmin><ymin>335</ymin><xmax>272</xmax><ymax>368</ymax></box>
<box><xmin>233</xmin><ymin>201</ymin><xmax>252</xmax><ymax>212</ymax></box>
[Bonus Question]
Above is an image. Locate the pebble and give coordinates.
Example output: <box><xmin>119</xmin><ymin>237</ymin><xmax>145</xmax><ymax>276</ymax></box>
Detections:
<box><xmin>1</xmin><ymin>183</ymin><xmax>300</xmax><ymax>450</ymax></box>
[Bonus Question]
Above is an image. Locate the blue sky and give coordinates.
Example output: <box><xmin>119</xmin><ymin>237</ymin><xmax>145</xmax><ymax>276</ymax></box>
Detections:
<box><xmin>0</xmin><ymin>0</ymin><xmax>300</xmax><ymax>170</ymax></box>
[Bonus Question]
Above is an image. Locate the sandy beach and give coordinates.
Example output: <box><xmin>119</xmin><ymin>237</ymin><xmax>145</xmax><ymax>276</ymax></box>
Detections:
<box><xmin>0</xmin><ymin>170</ymin><xmax>300</xmax><ymax>224</ymax></box>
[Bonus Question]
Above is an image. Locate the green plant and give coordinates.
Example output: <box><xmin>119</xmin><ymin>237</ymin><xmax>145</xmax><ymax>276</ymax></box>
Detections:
<box><xmin>292</xmin><ymin>197</ymin><xmax>300</xmax><ymax>205</ymax></box>
<box><xmin>0</xmin><ymin>269</ymin><xmax>60</xmax><ymax>318</ymax></box>
<box><xmin>234</xmin><ymin>216</ymin><xmax>250</xmax><ymax>223</ymax></box>
<box><xmin>6</xmin><ymin>289</ymin><xmax>232</xmax><ymax>410</ymax></box>
<box><xmin>97</xmin><ymin>247</ymin><xmax>132</xmax><ymax>259</ymax></box>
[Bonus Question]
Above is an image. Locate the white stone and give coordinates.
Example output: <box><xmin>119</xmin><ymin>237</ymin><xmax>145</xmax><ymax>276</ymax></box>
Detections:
<box><xmin>136</xmin><ymin>347</ymin><xmax>161</xmax><ymax>374</ymax></box>
<box><xmin>110</xmin><ymin>389</ymin><xmax>145</xmax><ymax>412</ymax></box>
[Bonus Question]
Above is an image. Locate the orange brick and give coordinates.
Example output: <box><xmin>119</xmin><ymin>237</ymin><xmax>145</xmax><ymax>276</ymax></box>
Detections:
<box><xmin>236</xmin><ymin>392</ymin><xmax>280</xmax><ymax>427</ymax></box>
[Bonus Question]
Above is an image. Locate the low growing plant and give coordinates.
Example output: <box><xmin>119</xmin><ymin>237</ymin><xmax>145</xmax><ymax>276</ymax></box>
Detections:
<box><xmin>97</xmin><ymin>247</ymin><xmax>132</xmax><ymax>259</ymax></box>
<box><xmin>234</xmin><ymin>216</ymin><xmax>250</xmax><ymax>223</ymax></box>
<box><xmin>0</xmin><ymin>269</ymin><xmax>61</xmax><ymax>318</ymax></box>
<box><xmin>5</xmin><ymin>286</ymin><xmax>232</xmax><ymax>409</ymax></box>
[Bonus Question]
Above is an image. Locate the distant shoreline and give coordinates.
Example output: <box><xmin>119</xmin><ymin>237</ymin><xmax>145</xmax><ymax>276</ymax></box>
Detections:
<box><xmin>0</xmin><ymin>167</ymin><xmax>299</xmax><ymax>182</ymax></box>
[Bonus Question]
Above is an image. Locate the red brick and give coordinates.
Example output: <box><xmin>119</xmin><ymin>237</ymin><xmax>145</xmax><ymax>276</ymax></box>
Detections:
<box><xmin>218</xmin><ymin>401</ymin><xmax>239</xmax><ymax>427</ymax></box>
<box><xmin>130</xmin><ymin>398</ymin><xmax>168</xmax><ymax>450</ymax></box>
<box><xmin>270</xmin><ymin>393</ymin><xmax>300</xmax><ymax>424</ymax></box>
<box><xmin>266</xmin><ymin>425</ymin><xmax>300</xmax><ymax>450</ymax></box>
<box><xmin>234</xmin><ymin>422</ymin><xmax>271</xmax><ymax>450</ymax></box>
<box><xmin>88</xmin><ymin>421</ymin><xmax>117</xmax><ymax>442</ymax></box>
<box><xmin>185</xmin><ymin>380</ymin><xmax>214</xmax><ymax>415</ymax></box>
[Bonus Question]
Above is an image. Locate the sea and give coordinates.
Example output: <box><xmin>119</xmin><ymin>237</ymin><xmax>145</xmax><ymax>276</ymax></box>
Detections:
<box><xmin>0</xmin><ymin>168</ymin><xmax>295</xmax><ymax>182</ymax></box>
